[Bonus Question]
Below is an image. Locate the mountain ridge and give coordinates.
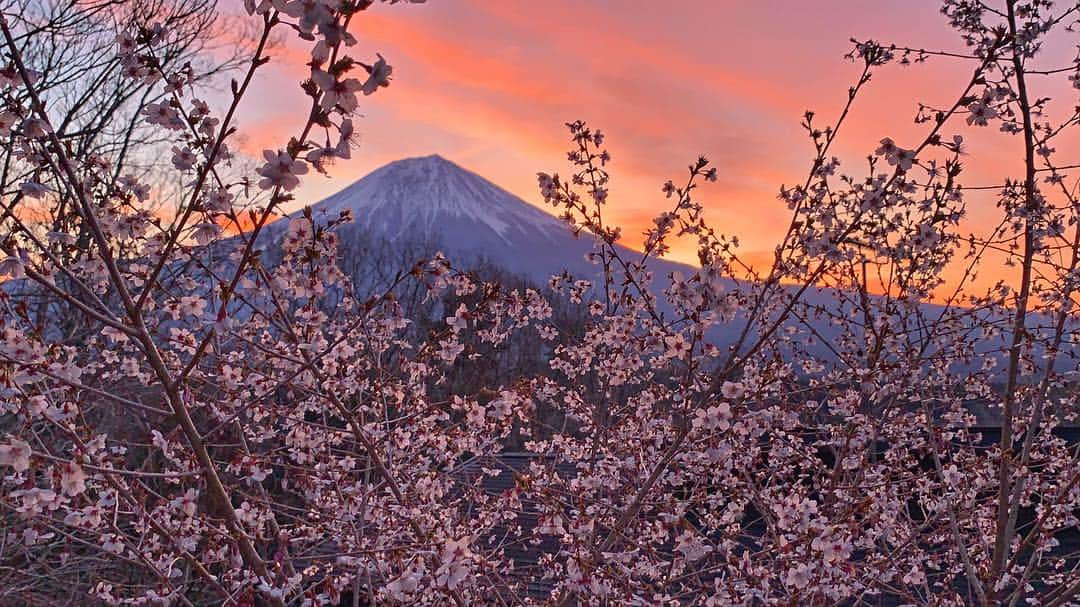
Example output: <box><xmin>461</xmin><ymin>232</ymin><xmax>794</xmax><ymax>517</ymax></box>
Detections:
<box><xmin>274</xmin><ymin>153</ymin><xmax>697</xmax><ymax>284</ymax></box>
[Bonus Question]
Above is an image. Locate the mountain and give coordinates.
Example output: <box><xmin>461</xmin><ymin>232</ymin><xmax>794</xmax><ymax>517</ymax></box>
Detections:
<box><xmin>278</xmin><ymin>154</ymin><xmax>693</xmax><ymax>283</ymax></box>
<box><xmin>261</xmin><ymin>154</ymin><xmax>1074</xmax><ymax>405</ymax></box>
<box><xmin>268</xmin><ymin>155</ymin><xmax>868</xmax><ymax>364</ymax></box>
<box><xmin>282</xmin><ymin>154</ymin><xmax>850</xmax><ymax>342</ymax></box>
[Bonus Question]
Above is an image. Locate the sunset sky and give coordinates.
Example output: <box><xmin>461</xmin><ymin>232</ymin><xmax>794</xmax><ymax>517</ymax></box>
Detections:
<box><xmin>235</xmin><ymin>0</ymin><xmax>1078</xmax><ymax>293</ymax></box>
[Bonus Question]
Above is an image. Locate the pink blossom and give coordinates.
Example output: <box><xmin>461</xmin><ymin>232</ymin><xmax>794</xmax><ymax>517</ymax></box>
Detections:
<box><xmin>435</xmin><ymin>538</ymin><xmax>472</xmax><ymax>590</ymax></box>
<box><xmin>171</xmin><ymin>146</ymin><xmax>197</xmax><ymax>171</ymax></box>
<box><xmin>966</xmin><ymin>100</ymin><xmax>997</xmax><ymax>126</ymax></box>
<box><xmin>60</xmin><ymin>463</ymin><xmax>87</xmax><ymax>496</ymax></box>
<box><xmin>361</xmin><ymin>54</ymin><xmax>392</xmax><ymax>95</ymax></box>
<box><xmin>311</xmin><ymin>68</ymin><xmax>362</xmax><ymax>113</ymax></box>
<box><xmin>257</xmin><ymin>150</ymin><xmax>308</xmax><ymax>191</ymax></box>
<box><xmin>0</xmin><ymin>439</ymin><xmax>31</xmax><ymax>472</ymax></box>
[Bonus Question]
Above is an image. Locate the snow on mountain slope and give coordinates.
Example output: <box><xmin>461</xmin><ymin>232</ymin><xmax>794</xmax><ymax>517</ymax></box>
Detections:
<box><xmin>285</xmin><ymin>154</ymin><xmax>690</xmax><ymax>284</ymax></box>
<box><xmin>315</xmin><ymin>155</ymin><xmax>564</xmax><ymax>246</ymax></box>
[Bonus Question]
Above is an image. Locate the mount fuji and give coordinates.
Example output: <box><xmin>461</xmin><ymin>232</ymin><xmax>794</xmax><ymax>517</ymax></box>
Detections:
<box><xmin>264</xmin><ymin>155</ymin><xmax>862</xmax><ymax>364</ymax></box>
<box><xmin>257</xmin><ymin>154</ymin><xmax>1069</xmax><ymax>401</ymax></box>
<box><xmin>273</xmin><ymin>154</ymin><xmax>694</xmax><ymax>285</ymax></box>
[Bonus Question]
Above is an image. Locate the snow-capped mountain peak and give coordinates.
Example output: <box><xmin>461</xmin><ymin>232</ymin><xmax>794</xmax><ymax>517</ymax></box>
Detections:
<box><xmin>309</xmin><ymin>154</ymin><xmax>568</xmax><ymax>250</ymax></box>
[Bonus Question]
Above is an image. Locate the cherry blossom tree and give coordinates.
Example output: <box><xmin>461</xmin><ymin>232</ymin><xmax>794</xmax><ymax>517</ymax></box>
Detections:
<box><xmin>1</xmin><ymin>0</ymin><xmax>260</xmax><ymax>346</ymax></box>
<box><xmin>0</xmin><ymin>0</ymin><xmax>1077</xmax><ymax>605</ymax></box>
